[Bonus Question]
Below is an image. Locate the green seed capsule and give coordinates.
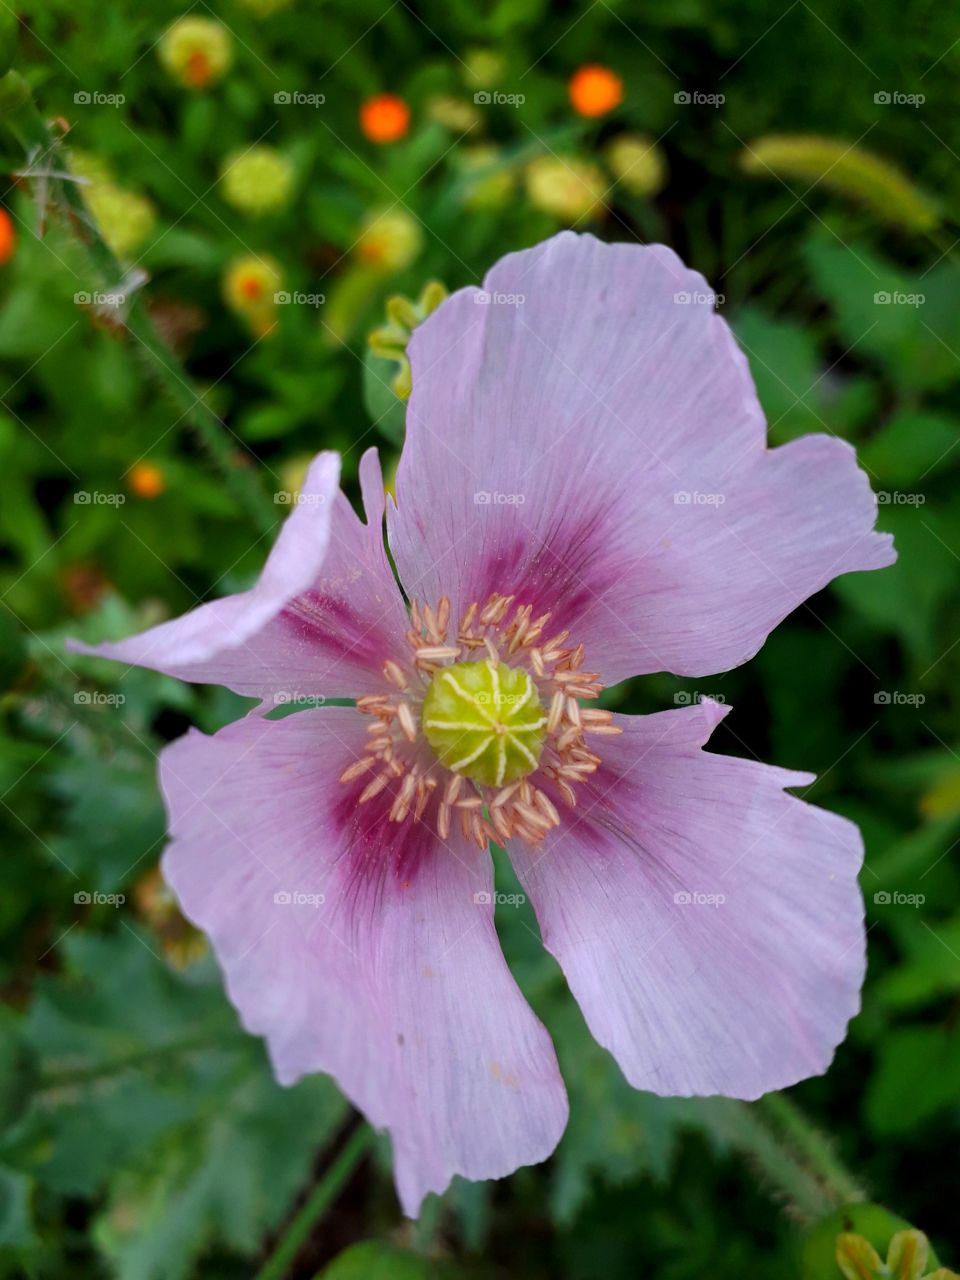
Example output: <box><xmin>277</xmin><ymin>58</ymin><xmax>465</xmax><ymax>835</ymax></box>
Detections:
<box><xmin>421</xmin><ymin>660</ymin><xmax>547</xmax><ymax>788</ymax></box>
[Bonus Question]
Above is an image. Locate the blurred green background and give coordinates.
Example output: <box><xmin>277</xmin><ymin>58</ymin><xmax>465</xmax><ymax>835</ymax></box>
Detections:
<box><xmin>1</xmin><ymin>0</ymin><xmax>959</xmax><ymax>1276</ymax></box>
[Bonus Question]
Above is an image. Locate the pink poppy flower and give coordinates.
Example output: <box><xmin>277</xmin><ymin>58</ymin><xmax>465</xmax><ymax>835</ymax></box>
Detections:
<box><xmin>71</xmin><ymin>232</ymin><xmax>894</xmax><ymax>1216</ymax></box>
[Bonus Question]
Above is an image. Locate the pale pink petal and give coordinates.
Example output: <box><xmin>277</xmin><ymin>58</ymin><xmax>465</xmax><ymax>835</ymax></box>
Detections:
<box><xmin>159</xmin><ymin>708</ymin><xmax>568</xmax><ymax>1215</ymax></box>
<box><xmin>388</xmin><ymin>231</ymin><xmax>894</xmax><ymax>683</ymax></box>
<box><xmin>508</xmin><ymin>701</ymin><xmax>865</xmax><ymax>1098</ymax></box>
<box><xmin>69</xmin><ymin>450</ymin><xmax>409</xmax><ymax>704</ymax></box>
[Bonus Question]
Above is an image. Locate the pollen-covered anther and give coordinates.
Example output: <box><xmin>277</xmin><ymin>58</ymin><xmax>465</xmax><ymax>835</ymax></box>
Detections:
<box><xmin>343</xmin><ymin>591</ymin><xmax>621</xmax><ymax>847</ymax></box>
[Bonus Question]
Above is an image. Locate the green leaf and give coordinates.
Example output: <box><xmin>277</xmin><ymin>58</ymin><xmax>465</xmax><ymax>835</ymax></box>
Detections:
<box><xmin>0</xmin><ymin>1166</ymin><xmax>35</xmax><ymax>1252</ymax></box>
<box><xmin>831</xmin><ymin>505</ymin><xmax>955</xmax><ymax>661</ymax></box>
<box><xmin>317</xmin><ymin>1241</ymin><xmax>447</xmax><ymax>1279</ymax></box>
<box><xmin>13</xmin><ymin>929</ymin><xmax>347</xmax><ymax>1275</ymax></box>
<box><xmin>734</xmin><ymin>307</ymin><xmax>828</xmax><ymax>444</ymax></box>
<box><xmin>93</xmin><ymin>1070</ymin><xmax>346</xmax><ymax>1279</ymax></box>
<box><xmin>860</xmin><ymin>410</ymin><xmax>959</xmax><ymax>485</ymax></box>
<box><xmin>0</xmin><ymin>1013</ymin><xmax>37</xmax><ymax>1137</ymax></box>
<box><xmin>805</xmin><ymin>235</ymin><xmax>960</xmax><ymax>392</ymax></box>
<box><xmin>875</xmin><ymin>913</ymin><xmax>960</xmax><ymax>1011</ymax></box>
<box><xmin>865</xmin><ymin>1024</ymin><xmax>960</xmax><ymax>1135</ymax></box>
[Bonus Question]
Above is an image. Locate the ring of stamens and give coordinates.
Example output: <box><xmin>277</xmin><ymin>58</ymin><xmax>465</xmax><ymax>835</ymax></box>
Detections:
<box><xmin>340</xmin><ymin>592</ymin><xmax>622</xmax><ymax>848</ymax></box>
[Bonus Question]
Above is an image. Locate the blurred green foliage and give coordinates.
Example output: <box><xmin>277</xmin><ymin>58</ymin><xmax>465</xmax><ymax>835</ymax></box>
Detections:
<box><xmin>1</xmin><ymin>0</ymin><xmax>959</xmax><ymax>1276</ymax></box>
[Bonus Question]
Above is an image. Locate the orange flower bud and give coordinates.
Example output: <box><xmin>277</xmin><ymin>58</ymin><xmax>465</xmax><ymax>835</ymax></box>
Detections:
<box><xmin>0</xmin><ymin>207</ymin><xmax>15</xmax><ymax>265</ymax></box>
<box><xmin>128</xmin><ymin>462</ymin><xmax>166</xmax><ymax>499</ymax></box>
<box><xmin>568</xmin><ymin>64</ymin><xmax>623</xmax><ymax>118</ymax></box>
<box><xmin>360</xmin><ymin>94</ymin><xmax>410</xmax><ymax>143</ymax></box>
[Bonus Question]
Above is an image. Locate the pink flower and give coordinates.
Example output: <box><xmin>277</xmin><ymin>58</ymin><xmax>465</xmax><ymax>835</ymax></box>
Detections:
<box><xmin>71</xmin><ymin>233</ymin><xmax>894</xmax><ymax>1216</ymax></box>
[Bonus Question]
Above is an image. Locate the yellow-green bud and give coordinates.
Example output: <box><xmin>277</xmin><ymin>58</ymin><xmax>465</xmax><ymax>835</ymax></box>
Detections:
<box><xmin>740</xmin><ymin>134</ymin><xmax>938</xmax><ymax>234</ymax></box>
<box><xmin>803</xmin><ymin>1207</ymin><xmax>945</xmax><ymax>1280</ymax></box>
<box><xmin>220</xmin><ymin>147</ymin><xmax>295</xmax><ymax>216</ymax></box>
<box><xmin>367</xmin><ymin>279</ymin><xmax>447</xmax><ymax>399</ymax></box>
<box><xmin>525</xmin><ymin>154</ymin><xmax>606</xmax><ymax>221</ymax></box>
<box><xmin>85</xmin><ymin>183</ymin><xmax>156</xmax><ymax>258</ymax></box>
<box><xmin>427</xmin><ymin>94</ymin><xmax>483</xmax><ymax>133</ymax></box>
<box><xmin>422</xmin><ymin>660</ymin><xmax>547</xmax><ymax>787</ymax></box>
<box><xmin>458</xmin><ymin>145</ymin><xmax>514</xmax><ymax>211</ymax></box>
<box><xmin>355</xmin><ymin>208</ymin><xmax>423</xmax><ymax>273</ymax></box>
<box><xmin>605</xmin><ymin>134</ymin><xmax>667</xmax><ymax>197</ymax></box>
<box><xmin>158</xmin><ymin>17</ymin><xmax>233</xmax><ymax>90</ymax></box>
<box><xmin>463</xmin><ymin>48</ymin><xmax>505</xmax><ymax>90</ymax></box>
<box><xmin>68</xmin><ymin>149</ymin><xmax>113</xmax><ymax>186</ymax></box>
<box><xmin>222</xmin><ymin>254</ymin><xmax>283</xmax><ymax>315</ymax></box>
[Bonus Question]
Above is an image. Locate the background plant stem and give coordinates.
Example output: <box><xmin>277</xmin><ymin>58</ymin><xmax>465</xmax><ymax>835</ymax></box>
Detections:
<box><xmin>254</xmin><ymin>1125</ymin><xmax>375</xmax><ymax>1280</ymax></box>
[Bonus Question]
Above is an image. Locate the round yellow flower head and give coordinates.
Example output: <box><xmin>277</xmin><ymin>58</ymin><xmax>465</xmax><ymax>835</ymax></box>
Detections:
<box><xmin>158</xmin><ymin>17</ymin><xmax>233</xmax><ymax>90</ymax></box>
<box><xmin>222</xmin><ymin>255</ymin><xmax>283</xmax><ymax>315</ymax></box>
<box><xmin>67</xmin><ymin>149</ymin><xmax>113</xmax><ymax>187</ymax></box>
<box><xmin>220</xmin><ymin>147</ymin><xmax>295</xmax><ymax>216</ymax></box>
<box><xmin>356</xmin><ymin>208</ymin><xmax>423</xmax><ymax>273</ymax></box>
<box><xmin>463</xmin><ymin>47</ymin><xmax>505</xmax><ymax>90</ymax></box>
<box><xmin>605</xmin><ymin>134</ymin><xmax>668</xmax><ymax>198</ymax></box>
<box><xmin>426</xmin><ymin>94</ymin><xmax>482</xmax><ymax>133</ymax></box>
<box><xmin>457</xmin><ymin>146</ymin><xmax>514</xmax><ymax>211</ymax></box>
<box><xmin>69</xmin><ymin>151</ymin><xmax>155</xmax><ymax>259</ymax></box>
<box><xmin>525</xmin><ymin>155</ymin><xmax>606</xmax><ymax>221</ymax></box>
<box><xmin>86</xmin><ymin>184</ymin><xmax>156</xmax><ymax>258</ymax></box>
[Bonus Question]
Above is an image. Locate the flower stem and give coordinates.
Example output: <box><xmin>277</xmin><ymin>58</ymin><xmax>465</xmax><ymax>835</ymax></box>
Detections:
<box><xmin>254</xmin><ymin>1124</ymin><xmax>375</xmax><ymax>1280</ymax></box>
<box><xmin>0</xmin><ymin>72</ymin><xmax>277</xmax><ymax>536</ymax></box>
<box><xmin>755</xmin><ymin>1093</ymin><xmax>866</xmax><ymax>1209</ymax></box>
<box><xmin>711</xmin><ymin>1094</ymin><xmax>866</xmax><ymax>1224</ymax></box>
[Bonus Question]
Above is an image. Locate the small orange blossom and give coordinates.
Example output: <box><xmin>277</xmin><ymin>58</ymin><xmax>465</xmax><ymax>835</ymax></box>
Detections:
<box><xmin>569</xmin><ymin>64</ymin><xmax>623</xmax><ymax>118</ymax></box>
<box><xmin>360</xmin><ymin>94</ymin><xmax>410</xmax><ymax>143</ymax></box>
<box><xmin>128</xmin><ymin>462</ymin><xmax>166</xmax><ymax>499</ymax></box>
<box><xmin>0</xmin><ymin>208</ymin><xmax>15</xmax><ymax>265</ymax></box>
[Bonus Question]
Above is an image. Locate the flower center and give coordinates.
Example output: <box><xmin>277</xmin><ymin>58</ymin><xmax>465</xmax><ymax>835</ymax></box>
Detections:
<box><xmin>339</xmin><ymin>592</ymin><xmax>622</xmax><ymax>848</ymax></box>
<box><xmin>421</xmin><ymin>659</ymin><xmax>547</xmax><ymax>787</ymax></box>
